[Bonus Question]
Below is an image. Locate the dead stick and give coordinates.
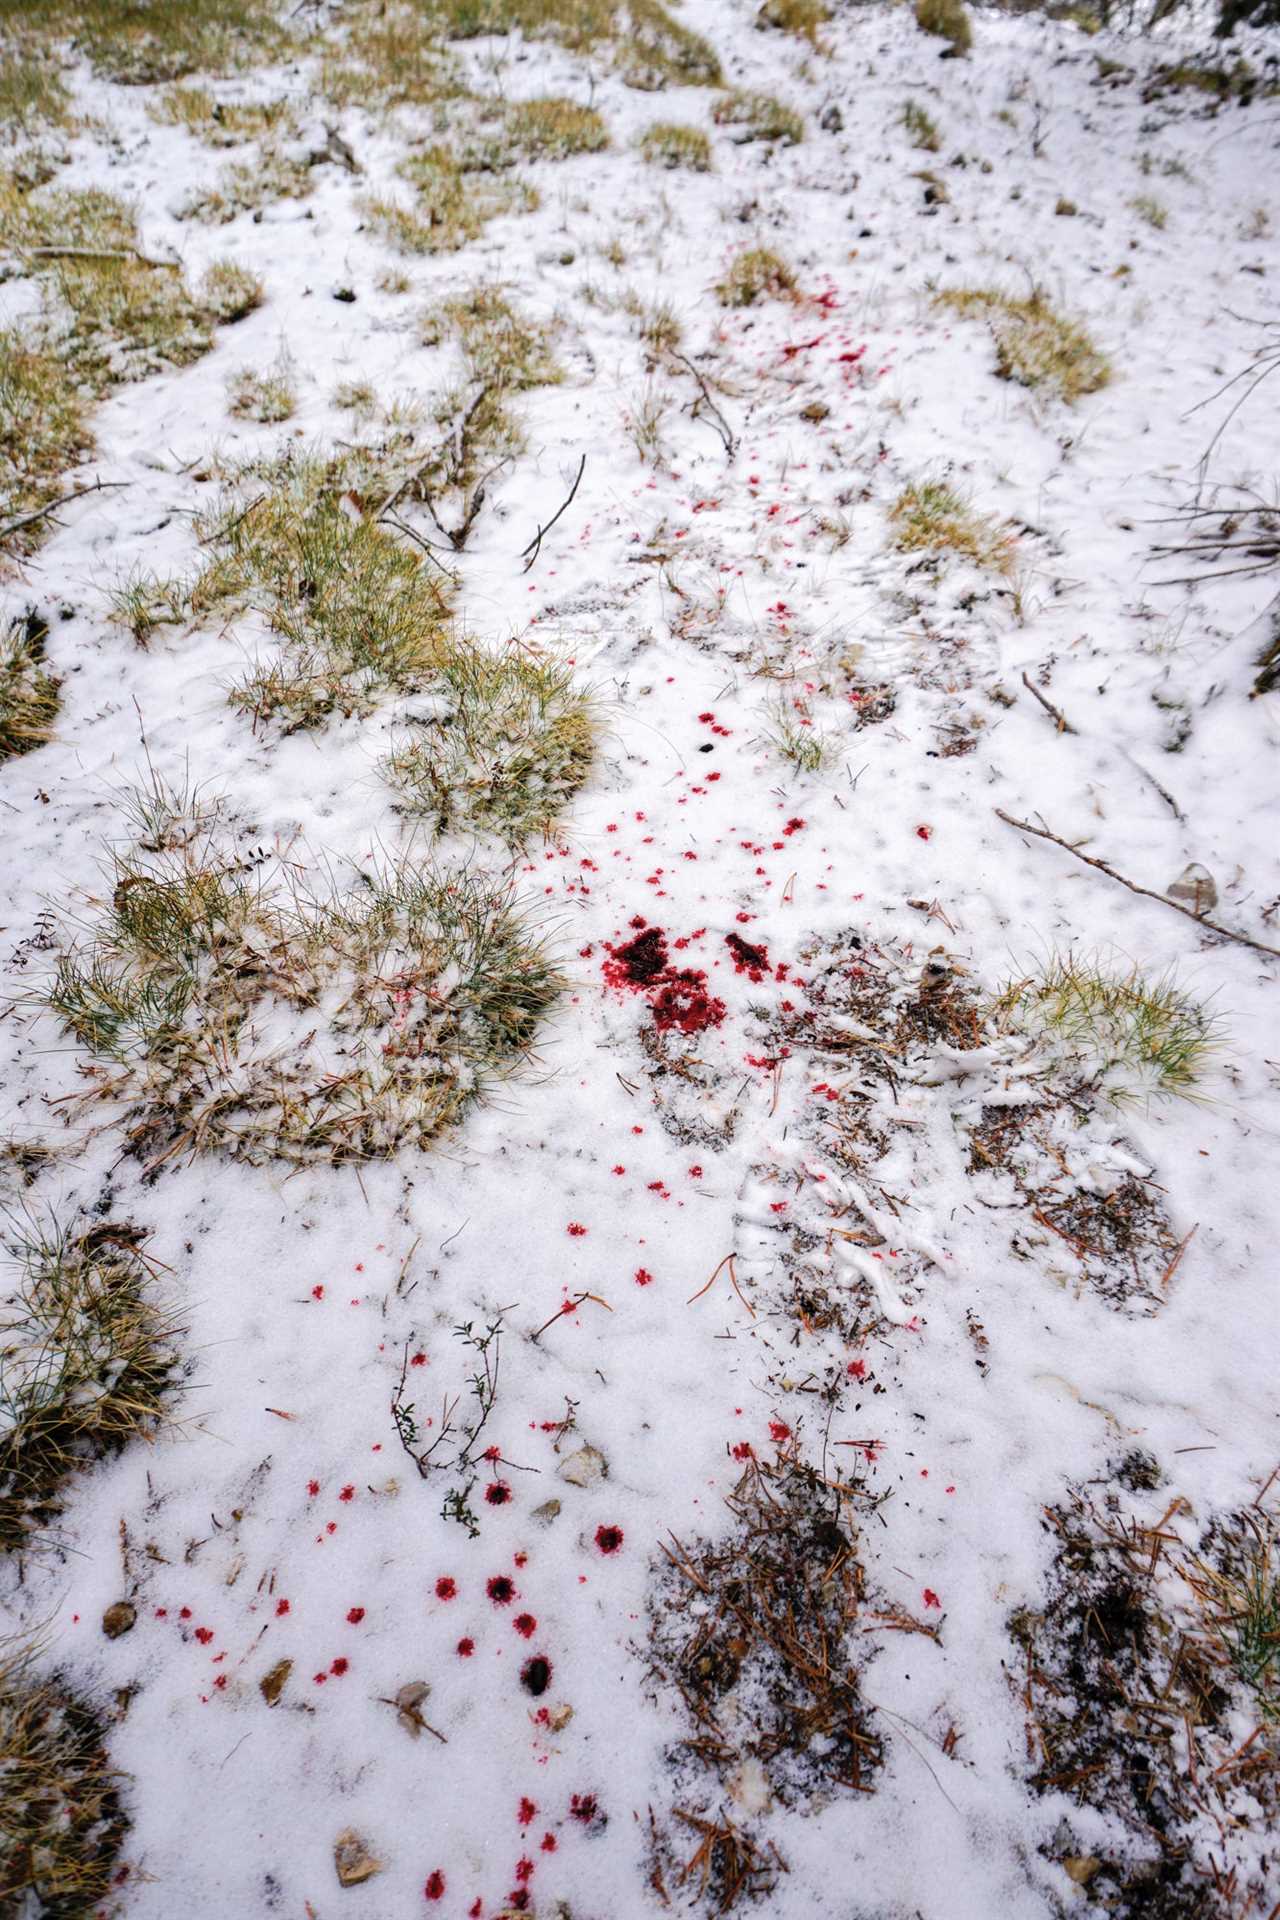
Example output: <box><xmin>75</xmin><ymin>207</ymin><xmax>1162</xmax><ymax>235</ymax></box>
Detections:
<box><xmin>520</xmin><ymin>453</ymin><xmax>586</xmax><ymax>573</ymax></box>
<box><xmin>27</xmin><ymin>245</ymin><xmax>182</xmax><ymax>270</ymax></box>
<box><xmin>1020</xmin><ymin>671</ymin><xmax>1076</xmax><ymax>734</ymax></box>
<box><xmin>0</xmin><ymin>478</ymin><xmax>128</xmax><ymax>544</ymax></box>
<box><xmin>995</xmin><ymin>809</ymin><xmax>1280</xmax><ymax>959</ymax></box>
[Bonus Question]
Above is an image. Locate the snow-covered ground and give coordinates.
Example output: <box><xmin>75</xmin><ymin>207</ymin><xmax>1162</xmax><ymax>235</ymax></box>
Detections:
<box><xmin>3</xmin><ymin>2</ymin><xmax>1279</xmax><ymax>1915</ymax></box>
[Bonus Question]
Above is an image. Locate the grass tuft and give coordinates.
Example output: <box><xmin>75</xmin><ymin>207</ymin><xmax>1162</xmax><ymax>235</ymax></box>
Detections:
<box><xmin>8</xmin><ymin>0</ymin><xmax>291</xmax><ymax>84</ymax></box>
<box><xmin>419</xmin><ymin>284</ymin><xmax>561</xmax><ymax>390</ymax></box>
<box><xmin>712</xmin><ymin>89</ymin><xmax>804</xmax><ymax>146</ymax></box>
<box><xmin>637</xmin><ymin>121</ymin><xmax>711</xmax><ymax>171</ymax></box>
<box><xmin>1</xmin><ymin>1215</ymin><xmax>181</xmax><ymax>1549</ymax></box>
<box><xmin>765</xmin><ymin>695</ymin><xmax>831</xmax><ymax>773</ymax></box>
<box><xmin>384</xmin><ymin>648</ymin><xmax>595</xmax><ymax>844</ymax></box>
<box><xmin>889</xmin><ymin>479</ymin><xmax>1014</xmax><ymax>571</ymax></box>
<box><xmin>997</xmin><ymin>953</ymin><xmax>1222</xmax><ymax>1099</ymax></box>
<box><xmin>0</xmin><ymin>1640</ymin><xmax>129</xmax><ymax>1914</ymax></box>
<box><xmin>902</xmin><ymin>98</ymin><xmax>941</xmax><ymax>150</ymax></box>
<box><xmin>41</xmin><ymin>801</ymin><xmax>563</xmax><ymax>1165</ymax></box>
<box><xmin>755</xmin><ymin>0</ymin><xmax>831</xmax><ymax>46</ymax></box>
<box><xmin>716</xmin><ymin>246</ymin><xmax>796</xmax><ymax>308</ymax></box>
<box><xmin>935</xmin><ymin>285</ymin><xmax>1110</xmax><ymax>403</ymax></box>
<box><xmin>148</xmin><ymin>84</ymin><xmax>298</xmax><ymax>146</ymax></box>
<box><xmin>226</xmin><ymin>353</ymin><xmax>297</xmax><ymax>424</ymax></box>
<box><xmin>0</xmin><ymin>332</ymin><xmax>93</xmax><ymax>553</ymax></box>
<box><xmin>915</xmin><ymin>0</ymin><xmax>972</xmax><ymax>50</ymax></box>
<box><xmin>0</xmin><ymin>612</ymin><xmax>60</xmax><ymax>760</ymax></box>
<box><xmin>200</xmin><ymin>258</ymin><xmax>264</xmax><ymax>325</ymax></box>
<box><xmin>0</xmin><ymin>51</ymin><xmax>73</xmax><ymax>135</ymax></box>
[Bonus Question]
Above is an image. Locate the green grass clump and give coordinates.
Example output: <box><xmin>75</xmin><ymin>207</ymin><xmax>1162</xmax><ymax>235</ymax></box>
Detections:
<box><xmin>902</xmin><ymin>99</ymin><xmax>941</xmax><ymax>151</ymax></box>
<box><xmin>715</xmin><ymin>246</ymin><xmax>796</xmax><ymax>308</ymax></box>
<box><xmin>766</xmin><ymin>695</ymin><xmax>830</xmax><ymax>773</ymax></box>
<box><xmin>42</xmin><ymin>792</ymin><xmax>563</xmax><ymax>1164</ymax></box>
<box><xmin>915</xmin><ymin>0</ymin><xmax>971</xmax><ymax>51</ymax></box>
<box><xmin>192</xmin><ymin>453</ymin><xmax>454</xmax><ymax>729</ymax></box>
<box><xmin>0</xmin><ymin>1642</ymin><xmax>129</xmax><ymax>1913</ymax></box>
<box><xmin>384</xmin><ymin>649</ymin><xmax>594</xmax><ymax>843</ymax></box>
<box><xmin>889</xmin><ymin>480</ymin><xmax>1013</xmax><ymax>571</ymax></box>
<box><xmin>998</xmin><ymin>954</ymin><xmax>1222</xmax><ymax>1099</ymax></box>
<box><xmin>638</xmin><ymin>122</ymin><xmax>711</xmax><ymax>171</ymax></box>
<box><xmin>419</xmin><ymin>284</ymin><xmax>561</xmax><ymax>389</ymax></box>
<box><xmin>755</xmin><ymin>0</ymin><xmax>831</xmax><ymax>46</ymax></box>
<box><xmin>227</xmin><ymin>355</ymin><xmax>297</xmax><ymax>423</ymax></box>
<box><xmin>0</xmin><ymin>613</ymin><xmax>60</xmax><ymax>760</ymax></box>
<box><xmin>200</xmin><ymin>258</ymin><xmax>264</xmax><ymax>324</ymax></box>
<box><xmin>1130</xmin><ymin>193</ymin><xmax>1168</xmax><ymax>230</ymax></box>
<box><xmin>108</xmin><ymin>570</ymin><xmax>192</xmax><ymax>646</ymax></box>
<box><xmin>319</xmin><ymin>3</ymin><xmax>465</xmax><ymax>110</ymax></box>
<box><xmin>935</xmin><ymin>286</ymin><xmax>1110</xmax><ymax>403</ymax></box>
<box><xmin>0</xmin><ymin>333</ymin><xmax>93</xmax><ymax>552</ymax></box>
<box><xmin>1</xmin><ymin>1216</ymin><xmax>181</xmax><ymax>1548</ymax></box>
<box><xmin>3</xmin><ymin>0</ymin><xmax>290</xmax><ymax>83</ymax></box>
<box><xmin>712</xmin><ymin>89</ymin><xmax>804</xmax><ymax>145</ymax></box>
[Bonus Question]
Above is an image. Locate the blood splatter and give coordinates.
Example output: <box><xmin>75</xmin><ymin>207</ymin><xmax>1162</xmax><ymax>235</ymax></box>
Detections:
<box><xmin>595</xmin><ymin>1525</ymin><xmax>623</xmax><ymax>1555</ymax></box>
<box><xmin>435</xmin><ymin>1576</ymin><xmax>457</xmax><ymax>1600</ymax></box>
<box><xmin>424</xmin><ymin>1869</ymin><xmax>446</xmax><ymax>1900</ymax></box>
<box><xmin>725</xmin><ymin>931</ymin><xmax>770</xmax><ymax>980</ymax></box>
<box><xmin>513</xmin><ymin>1613</ymin><xmax>537</xmax><ymax>1638</ymax></box>
<box><xmin>518</xmin><ymin>1797</ymin><xmax>537</xmax><ymax>1826</ymax></box>
<box><xmin>485</xmin><ymin>1481</ymin><xmax>512</xmax><ymax>1506</ymax></box>
<box><xmin>457</xmin><ymin>1637</ymin><xmax>475</xmax><ymax>1657</ymax></box>
<box><xmin>346</xmin><ymin>1607</ymin><xmax>364</xmax><ymax>1624</ymax></box>
<box><xmin>487</xmin><ymin>1576</ymin><xmax>515</xmax><ymax>1605</ymax></box>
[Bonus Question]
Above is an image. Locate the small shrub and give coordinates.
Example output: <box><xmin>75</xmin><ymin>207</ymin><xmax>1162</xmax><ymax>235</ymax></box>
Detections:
<box><xmin>712</xmin><ymin>89</ymin><xmax>804</xmax><ymax>145</ymax></box>
<box><xmin>1131</xmin><ymin>192</ymin><xmax>1168</xmax><ymax>229</ymax></box>
<box><xmin>200</xmin><ymin>258</ymin><xmax>264</xmax><ymax>323</ymax></box>
<box><xmin>227</xmin><ymin>354</ymin><xmax>297</xmax><ymax>423</ymax></box>
<box><xmin>715</xmin><ymin>246</ymin><xmax>796</xmax><ymax>308</ymax></box>
<box><xmin>635</xmin><ymin>299</ymin><xmax>682</xmax><ymax>360</ymax></box>
<box><xmin>0</xmin><ymin>1642</ymin><xmax>129</xmax><ymax>1913</ymax></box>
<box><xmin>419</xmin><ymin>284</ymin><xmax>561</xmax><ymax>389</ymax></box>
<box><xmin>0</xmin><ymin>1215</ymin><xmax>181</xmax><ymax>1547</ymax></box>
<box><xmin>935</xmin><ymin>285</ymin><xmax>1110</xmax><ymax>403</ymax></box>
<box><xmin>902</xmin><ymin>98</ymin><xmax>941</xmax><ymax>150</ymax></box>
<box><xmin>0</xmin><ymin>612</ymin><xmax>60</xmax><ymax>760</ymax></box>
<box><xmin>915</xmin><ymin>0</ymin><xmax>972</xmax><ymax>51</ymax></box>
<box><xmin>638</xmin><ymin>122</ymin><xmax>711</xmax><ymax>171</ymax></box>
<box><xmin>383</xmin><ymin>649</ymin><xmax>594</xmax><ymax>844</ymax></box>
<box><xmin>997</xmin><ymin>954</ymin><xmax>1222</xmax><ymax>1099</ymax></box>
<box><xmin>108</xmin><ymin>570</ymin><xmax>192</xmax><ymax>646</ymax></box>
<box><xmin>889</xmin><ymin>479</ymin><xmax>1014</xmax><ymax>571</ymax></box>
<box><xmin>364</xmin><ymin>148</ymin><xmax>538</xmax><ymax>254</ymax></box>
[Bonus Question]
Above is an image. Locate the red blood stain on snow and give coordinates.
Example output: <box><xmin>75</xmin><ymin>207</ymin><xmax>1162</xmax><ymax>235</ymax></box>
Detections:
<box><xmin>514</xmin><ymin>1613</ymin><xmax>537</xmax><ymax>1638</ymax></box>
<box><xmin>520</xmin><ymin>1654</ymin><xmax>551</xmax><ymax>1696</ymax></box>
<box><xmin>457</xmin><ymin>1637</ymin><xmax>475</xmax><ymax>1657</ymax></box>
<box><xmin>923</xmin><ymin>1589</ymin><xmax>942</xmax><ymax>1610</ymax></box>
<box><xmin>566</xmin><ymin>1223</ymin><xmax>587</xmax><ymax>1237</ymax></box>
<box><xmin>338</xmin><ymin>1485</ymin><xmax>355</xmax><ymax>1502</ymax></box>
<box><xmin>424</xmin><ymin>1869</ymin><xmax>446</xmax><ymax>1900</ymax></box>
<box><xmin>541</xmin><ymin>1832</ymin><xmax>557</xmax><ymax>1852</ymax></box>
<box><xmin>487</xmin><ymin>1576</ymin><xmax>516</xmax><ymax>1605</ymax></box>
<box><xmin>193</xmin><ymin>1627</ymin><xmax>214</xmax><ymax>1645</ymax></box>
<box><xmin>635</xmin><ymin>1267</ymin><xmax>654</xmax><ymax>1287</ymax></box>
<box><xmin>518</xmin><ymin>1797</ymin><xmax>537</xmax><ymax>1826</ymax></box>
<box><xmin>769</xmin><ymin>1420</ymin><xmax>792</xmax><ymax>1444</ymax></box>
<box><xmin>346</xmin><ymin>1607</ymin><xmax>364</xmax><ymax>1624</ymax></box>
<box><xmin>275</xmin><ymin>1599</ymin><xmax>290</xmax><ymax>1617</ymax></box>
<box><xmin>435</xmin><ymin>1576</ymin><xmax>457</xmax><ymax>1600</ymax></box>
<box><xmin>330</xmin><ymin>1657</ymin><xmax>349</xmax><ymax>1676</ymax></box>
<box><xmin>485</xmin><ymin>1481</ymin><xmax>512</xmax><ymax>1506</ymax></box>
<box><xmin>916</xmin><ymin>824</ymin><xmax>932</xmax><ymax>841</ymax></box>
<box><xmin>725</xmin><ymin>931</ymin><xmax>770</xmax><ymax>980</ymax></box>
<box><xmin>602</xmin><ymin>921</ymin><xmax>726</xmax><ymax>1035</ymax></box>
<box><xmin>594</xmin><ymin>1525</ymin><xmax>624</xmax><ymax>1555</ymax></box>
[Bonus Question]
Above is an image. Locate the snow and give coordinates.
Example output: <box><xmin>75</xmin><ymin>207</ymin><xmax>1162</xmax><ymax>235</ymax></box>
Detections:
<box><xmin>2</xmin><ymin>1</ymin><xmax>1279</xmax><ymax>1915</ymax></box>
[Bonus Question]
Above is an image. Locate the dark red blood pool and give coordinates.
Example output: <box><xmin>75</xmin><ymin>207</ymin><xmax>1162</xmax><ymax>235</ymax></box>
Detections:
<box><xmin>435</xmin><ymin>1576</ymin><xmax>456</xmax><ymax>1600</ymax></box>
<box><xmin>602</xmin><ymin>924</ymin><xmax>669</xmax><ymax>987</ymax></box>
<box><xmin>520</xmin><ymin>1655</ymin><xmax>552</xmax><ymax>1696</ymax></box>
<box><xmin>595</xmin><ymin>1525</ymin><xmax>624</xmax><ymax>1555</ymax></box>
<box><xmin>485</xmin><ymin>1482</ymin><xmax>512</xmax><ymax>1506</ymax></box>
<box><xmin>487</xmin><ymin>1576</ymin><xmax>515</xmax><ymax>1605</ymax></box>
<box><xmin>424</xmin><ymin>1869</ymin><xmax>446</xmax><ymax>1900</ymax></box>
<box><xmin>725</xmin><ymin>931</ymin><xmax>770</xmax><ymax>980</ymax></box>
<box><xmin>651</xmin><ymin>970</ymin><xmax>725</xmax><ymax>1035</ymax></box>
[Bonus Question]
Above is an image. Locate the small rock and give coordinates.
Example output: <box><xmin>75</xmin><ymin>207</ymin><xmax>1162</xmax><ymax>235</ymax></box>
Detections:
<box><xmin>332</xmin><ymin>285</ymin><xmax>357</xmax><ymax>304</ymax></box>
<box><xmin>558</xmin><ymin>1444</ymin><xmax>606</xmax><ymax>1488</ymax></box>
<box><xmin>334</xmin><ymin>1830</ymin><xmax>382</xmax><ymax>1888</ymax></box>
<box><xmin>1063</xmin><ymin>1856</ymin><xmax>1101</xmax><ymax>1886</ymax></box>
<box><xmin>531</xmin><ymin>1498</ymin><xmax>562</xmax><ymax>1526</ymax></box>
<box><xmin>820</xmin><ymin>104</ymin><xmax>844</xmax><ymax>132</ymax></box>
<box><xmin>102</xmin><ymin>1601</ymin><xmax>136</xmax><ymax>1640</ymax></box>
<box><xmin>1167</xmin><ymin>862</ymin><xmax>1217</xmax><ymax>915</ymax></box>
<box><xmin>800</xmin><ymin>401</ymin><xmax>829</xmax><ymax>423</ymax></box>
<box><xmin>546</xmin><ymin>1702</ymin><xmax>574</xmax><ymax>1732</ymax></box>
<box><xmin>259</xmin><ymin>1658</ymin><xmax>292</xmax><ymax>1706</ymax></box>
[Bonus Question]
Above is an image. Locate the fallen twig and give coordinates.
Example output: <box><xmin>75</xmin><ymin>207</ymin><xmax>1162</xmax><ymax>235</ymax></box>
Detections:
<box><xmin>995</xmin><ymin>809</ymin><xmax>1280</xmax><ymax>959</ymax></box>
<box><xmin>0</xmin><ymin>478</ymin><xmax>129</xmax><ymax>545</ymax></box>
<box><xmin>672</xmin><ymin>352</ymin><xmax>737</xmax><ymax>457</ymax></box>
<box><xmin>530</xmin><ymin>1288</ymin><xmax>613</xmax><ymax>1343</ymax></box>
<box><xmin>520</xmin><ymin>453</ymin><xmax>586</xmax><ymax>573</ymax></box>
<box><xmin>1020</xmin><ymin>670</ymin><xmax>1076</xmax><ymax>735</ymax></box>
<box><xmin>26</xmin><ymin>244</ymin><xmax>182</xmax><ymax>270</ymax></box>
